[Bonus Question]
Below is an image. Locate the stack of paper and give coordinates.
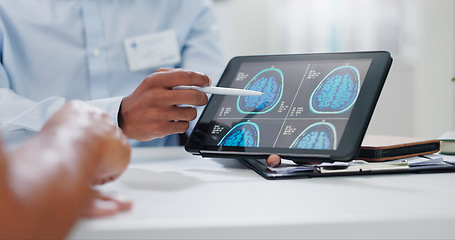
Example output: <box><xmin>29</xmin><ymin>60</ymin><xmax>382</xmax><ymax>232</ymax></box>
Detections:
<box><xmin>439</xmin><ymin>130</ymin><xmax>455</xmax><ymax>154</ymax></box>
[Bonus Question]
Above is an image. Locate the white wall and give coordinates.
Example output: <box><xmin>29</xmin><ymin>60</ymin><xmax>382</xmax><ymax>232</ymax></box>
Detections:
<box><xmin>413</xmin><ymin>0</ymin><xmax>455</xmax><ymax>138</ymax></box>
<box><xmin>213</xmin><ymin>0</ymin><xmax>455</xmax><ymax>138</ymax></box>
<box><xmin>213</xmin><ymin>0</ymin><xmax>275</xmax><ymax>60</ymax></box>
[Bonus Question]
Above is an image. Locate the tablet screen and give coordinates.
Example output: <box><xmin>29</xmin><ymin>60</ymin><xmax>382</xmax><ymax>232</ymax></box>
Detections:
<box><xmin>186</xmin><ymin>52</ymin><xmax>392</xmax><ymax>161</ymax></box>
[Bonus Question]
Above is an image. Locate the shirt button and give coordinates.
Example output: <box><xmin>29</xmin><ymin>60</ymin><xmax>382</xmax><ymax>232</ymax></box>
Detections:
<box><xmin>92</xmin><ymin>48</ymin><xmax>101</xmax><ymax>57</ymax></box>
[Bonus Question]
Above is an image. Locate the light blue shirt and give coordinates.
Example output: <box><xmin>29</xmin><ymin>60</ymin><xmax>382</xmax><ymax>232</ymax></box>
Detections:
<box><xmin>0</xmin><ymin>0</ymin><xmax>225</xmax><ymax>147</ymax></box>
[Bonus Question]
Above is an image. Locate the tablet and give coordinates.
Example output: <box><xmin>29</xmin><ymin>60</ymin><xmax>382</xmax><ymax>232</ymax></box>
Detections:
<box><xmin>185</xmin><ymin>51</ymin><xmax>393</xmax><ymax>163</ymax></box>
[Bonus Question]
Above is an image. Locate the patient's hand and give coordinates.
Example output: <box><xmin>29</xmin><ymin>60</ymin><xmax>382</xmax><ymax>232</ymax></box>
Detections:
<box><xmin>43</xmin><ymin>100</ymin><xmax>131</xmax><ymax>185</ymax></box>
<box><xmin>83</xmin><ymin>189</ymin><xmax>133</xmax><ymax>218</ymax></box>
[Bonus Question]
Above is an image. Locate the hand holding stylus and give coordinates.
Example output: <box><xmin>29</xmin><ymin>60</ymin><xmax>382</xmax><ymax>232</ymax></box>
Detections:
<box><xmin>119</xmin><ymin>69</ymin><xmax>211</xmax><ymax>141</ymax></box>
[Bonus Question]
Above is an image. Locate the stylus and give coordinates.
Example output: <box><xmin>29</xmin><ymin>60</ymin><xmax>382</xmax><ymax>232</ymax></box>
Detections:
<box><xmin>173</xmin><ymin>86</ymin><xmax>264</xmax><ymax>96</ymax></box>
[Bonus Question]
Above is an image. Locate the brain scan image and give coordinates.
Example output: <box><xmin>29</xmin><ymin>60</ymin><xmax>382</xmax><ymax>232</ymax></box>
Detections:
<box><xmin>310</xmin><ymin>66</ymin><xmax>360</xmax><ymax>114</ymax></box>
<box><xmin>290</xmin><ymin>122</ymin><xmax>337</xmax><ymax>150</ymax></box>
<box><xmin>237</xmin><ymin>68</ymin><xmax>284</xmax><ymax>114</ymax></box>
<box><xmin>217</xmin><ymin>122</ymin><xmax>260</xmax><ymax>147</ymax></box>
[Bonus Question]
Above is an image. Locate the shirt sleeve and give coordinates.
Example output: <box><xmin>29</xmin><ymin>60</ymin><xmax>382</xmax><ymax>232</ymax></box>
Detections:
<box><xmin>179</xmin><ymin>0</ymin><xmax>226</xmax><ymax>136</ymax></box>
<box><xmin>0</xmin><ymin>64</ymin><xmax>124</xmax><ymax>147</ymax></box>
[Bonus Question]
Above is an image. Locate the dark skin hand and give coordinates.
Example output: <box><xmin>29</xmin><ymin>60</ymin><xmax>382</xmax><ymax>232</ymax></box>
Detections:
<box><xmin>119</xmin><ymin>68</ymin><xmax>211</xmax><ymax>141</ymax></box>
<box><xmin>0</xmin><ymin>101</ymin><xmax>132</xmax><ymax>239</ymax></box>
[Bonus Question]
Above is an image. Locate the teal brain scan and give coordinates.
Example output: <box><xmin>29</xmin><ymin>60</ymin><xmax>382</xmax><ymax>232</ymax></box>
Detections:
<box><xmin>310</xmin><ymin>66</ymin><xmax>360</xmax><ymax>114</ymax></box>
<box><xmin>290</xmin><ymin>122</ymin><xmax>337</xmax><ymax>150</ymax></box>
<box><xmin>217</xmin><ymin>122</ymin><xmax>260</xmax><ymax>147</ymax></box>
<box><xmin>237</xmin><ymin>68</ymin><xmax>284</xmax><ymax>114</ymax></box>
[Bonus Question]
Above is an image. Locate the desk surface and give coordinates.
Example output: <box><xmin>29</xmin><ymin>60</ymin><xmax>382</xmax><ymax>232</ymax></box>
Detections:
<box><xmin>70</xmin><ymin>147</ymin><xmax>455</xmax><ymax>239</ymax></box>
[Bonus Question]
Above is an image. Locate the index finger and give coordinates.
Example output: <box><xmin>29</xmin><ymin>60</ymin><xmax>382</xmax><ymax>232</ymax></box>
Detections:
<box><xmin>146</xmin><ymin>69</ymin><xmax>211</xmax><ymax>89</ymax></box>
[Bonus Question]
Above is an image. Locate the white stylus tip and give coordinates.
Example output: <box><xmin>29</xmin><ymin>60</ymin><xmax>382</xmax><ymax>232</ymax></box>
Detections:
<box><xmin>174</xmin><ymin>86</ymin><xmax>263</xmax><ymax>96</ymax></box>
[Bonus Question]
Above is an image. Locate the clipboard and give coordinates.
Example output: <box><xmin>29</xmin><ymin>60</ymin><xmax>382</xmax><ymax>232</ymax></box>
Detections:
<box><xmin>240</xmin><ymin>154</ymin><xmax>455</xmax><ymax>179</ymax></box>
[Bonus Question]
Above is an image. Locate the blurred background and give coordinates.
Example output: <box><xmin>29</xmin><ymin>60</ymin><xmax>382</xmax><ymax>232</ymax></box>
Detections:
<box><xmin>212</xmin><ymin>0</ymin><xmax>455</xmax><ymax>139</ymax></box>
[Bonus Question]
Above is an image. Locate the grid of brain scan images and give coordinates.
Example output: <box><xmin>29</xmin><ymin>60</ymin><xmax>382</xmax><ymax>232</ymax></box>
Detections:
<box><xmin>207</xmin><ymin>59</ymin><xmax>372</xmax><ymax>150</ymax></box>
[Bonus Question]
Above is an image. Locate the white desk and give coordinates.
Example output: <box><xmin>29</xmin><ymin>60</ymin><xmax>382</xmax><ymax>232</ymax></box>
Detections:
<box><xmin>70</xmin><ymin>147</ymin><xmax>455</xmax><ymax>239</ymax></box>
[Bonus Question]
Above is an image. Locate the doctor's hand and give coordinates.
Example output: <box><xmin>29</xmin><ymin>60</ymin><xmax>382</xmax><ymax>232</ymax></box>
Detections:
<box><xmin>266</xmin><ymin>154</ymin><xmax>321</xmax><ymax>167</ymax></box>
<box><xmin>119</xmin><ymin>68</ymin><xmax>211</xmax><ymax>141</ymax></box>
<box><xmin>267</xmin><ymin>154</ymin><xmax>282</xmax><ymax>168</ymax></box>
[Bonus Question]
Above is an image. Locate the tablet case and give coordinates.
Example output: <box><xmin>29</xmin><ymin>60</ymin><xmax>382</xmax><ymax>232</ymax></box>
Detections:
<box><xmin>357</xmin><ymin>135</ymin><xmax>440</xmax><ymax>161</ymax></box>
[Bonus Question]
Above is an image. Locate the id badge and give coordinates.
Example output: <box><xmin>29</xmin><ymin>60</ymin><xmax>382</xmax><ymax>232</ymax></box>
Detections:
<box><xmin>124</xmin><ymin>30</ymin><xmax>181</xmax><ymax>72</ymax></box>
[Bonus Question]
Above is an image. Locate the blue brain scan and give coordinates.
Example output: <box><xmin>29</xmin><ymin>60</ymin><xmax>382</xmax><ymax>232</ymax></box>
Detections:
<box><xmin>310</xmin><ymin>66</ymin><xmax>360</xmax><ymax>114</ymax></box>
<box><xmin>290</xmin><ymin>122</ymin><xmax>337</xmax><ymax>150</ymax></box>
<box><xmin>237</xmin><ymin>68</ymin><xmax>284</xmax><ymax>114</ymax></box>
<box><xmin>217</xmin><ymin>122</ymin><xmax>260</xmax><ymax>147</ymax></box>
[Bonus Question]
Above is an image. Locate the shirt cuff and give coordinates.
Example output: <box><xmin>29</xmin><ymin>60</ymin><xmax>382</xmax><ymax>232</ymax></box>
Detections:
<box><xmin>86</xmin><ymin>96</ymin><xmax>124</xmax><ymax>127</ymax></box>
